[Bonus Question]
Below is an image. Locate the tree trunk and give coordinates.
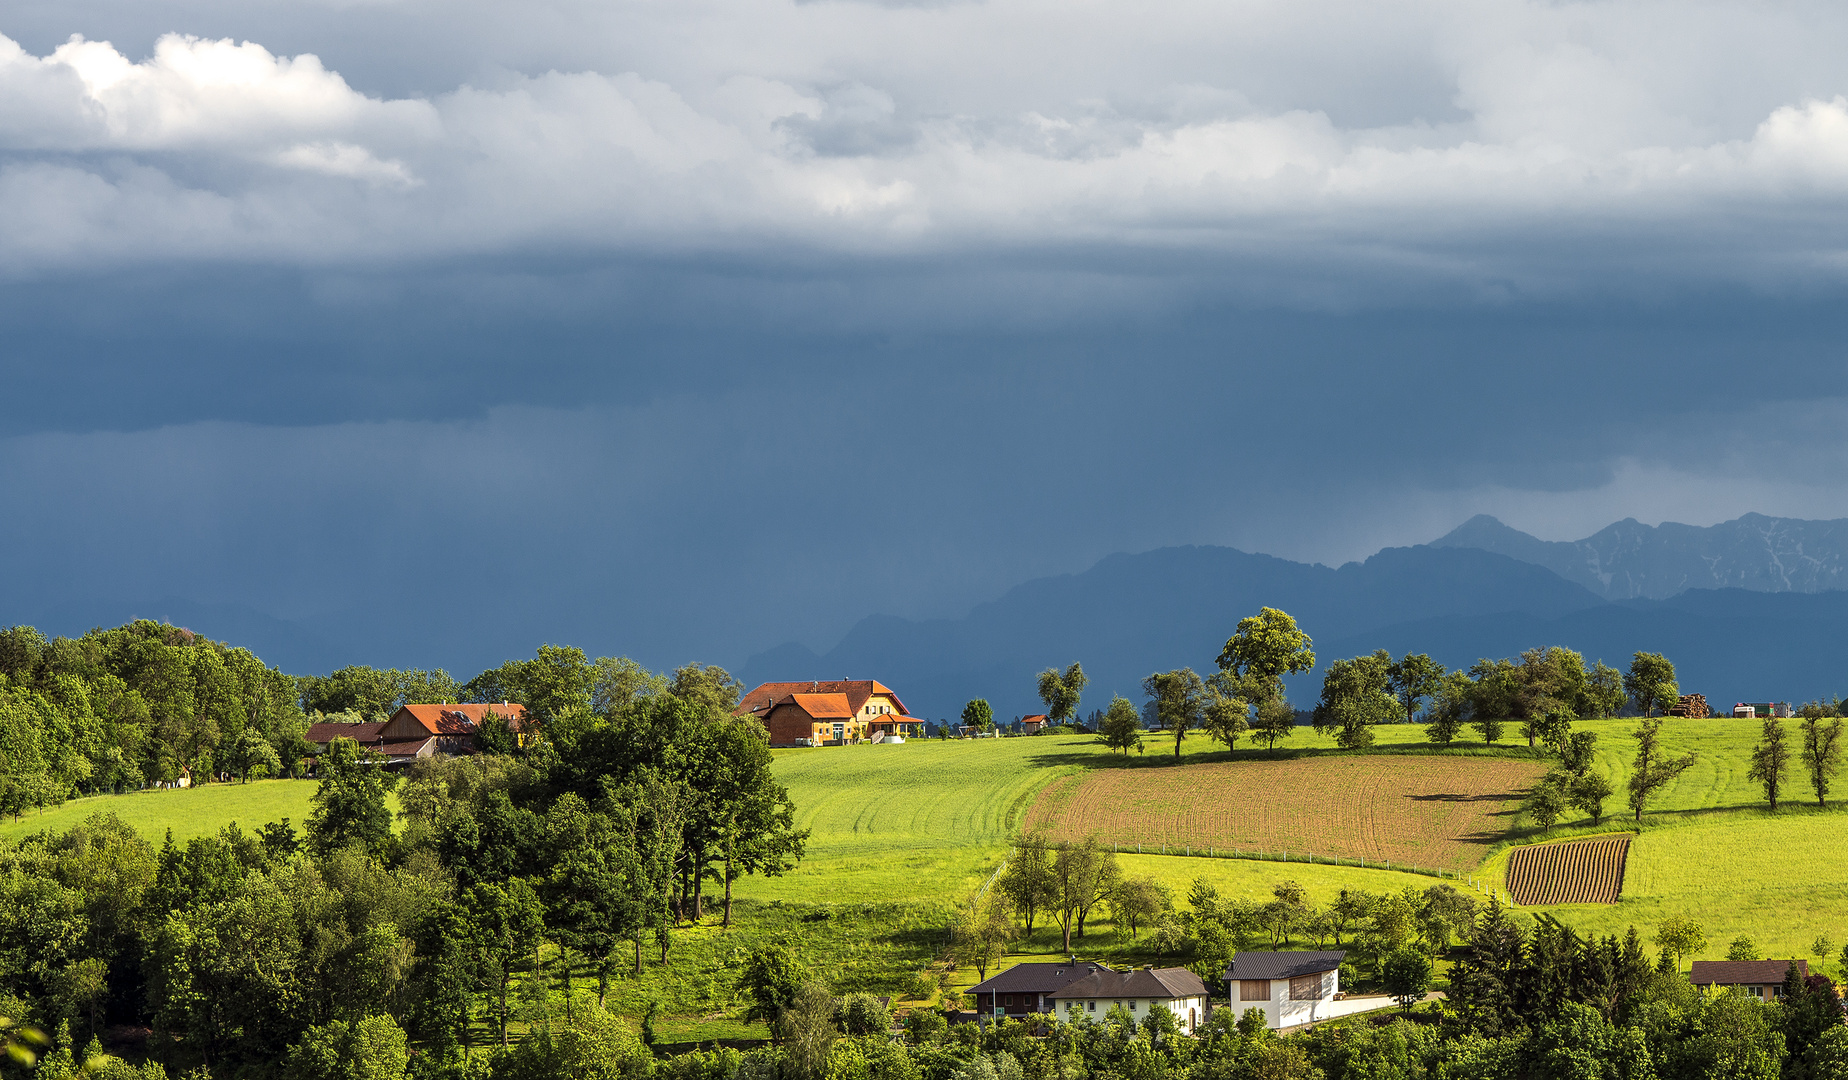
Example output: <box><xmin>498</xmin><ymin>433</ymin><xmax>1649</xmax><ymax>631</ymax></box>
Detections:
<box><xmin>723</xmin><ymin>844</ymin><xmax>735</xmax><ymax>929</ymax></box>
<box><xmin>500</xmin><ymin>975</ymin><xmax>510</xmax><ymax>1047</ymax></box>
<box><xmin>559</xmin><ymin>942</ymin><xmax>573</xmax><ymax>1021</ymax></box>
<box><xmin>634</xmin><ymin>936</ymin><xmax>643</xmax><ymax>977</ymax></box>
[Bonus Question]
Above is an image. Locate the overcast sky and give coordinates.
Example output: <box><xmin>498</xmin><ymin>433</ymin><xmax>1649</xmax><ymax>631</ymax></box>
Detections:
<box><xmin>5</xmin><ymin>0</ymin><xmax>1848</xmax><ymax>676</ymax></box>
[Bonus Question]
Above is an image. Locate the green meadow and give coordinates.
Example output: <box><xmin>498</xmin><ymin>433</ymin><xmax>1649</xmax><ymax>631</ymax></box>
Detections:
<box><xmin>0</xmin><ymin>778</ymin><xmax>324</xmax><ymax>845</ymax></box>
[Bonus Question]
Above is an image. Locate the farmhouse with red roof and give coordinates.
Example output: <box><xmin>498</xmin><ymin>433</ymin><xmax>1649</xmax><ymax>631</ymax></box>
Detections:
<box><xmin>736</xmin><ymin>680</ymin><xmax>919</xmax><ymax>746</ymax></box>
<box><xmin>307</xmin><ymin>701</ymin><xmax>527</xmax><ymax>765</ymax></box>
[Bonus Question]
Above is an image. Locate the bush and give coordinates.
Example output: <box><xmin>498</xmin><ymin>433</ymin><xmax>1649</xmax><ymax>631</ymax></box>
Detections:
<box><xmin>839</xmin><ymin>993</ymin><xmax>892</xmax><ymax>1037</ymax></box>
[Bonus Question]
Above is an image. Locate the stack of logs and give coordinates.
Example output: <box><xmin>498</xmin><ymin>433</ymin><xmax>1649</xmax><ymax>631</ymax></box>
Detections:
<box><xmin>1668</xmin><ymin>693</ymin><xmax>1710</xmax><ymax>719</ymax></box>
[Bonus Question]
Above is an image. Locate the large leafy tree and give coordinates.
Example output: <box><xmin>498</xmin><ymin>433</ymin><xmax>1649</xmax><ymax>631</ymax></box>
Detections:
<box><xmin>1035</xmin><ymin>662</ymin><xmax>1089</xmax><ymax>724</ymax></box>
<box><xmin>1143</xmin><ymin>668</ymin><xmax>1207</xmax><ymax>760</ymax></box>
<box><xmin>1583</xmin><ymin>661</ymin><xmax>1627</xmax><ymax>719</ymax></box>
<box><xmin>960</xmin><ymin>699</ymin><xmax>994</xmax><ymax>733</ymax></box>
<box><xmin>1386</xmin><ymin>653</ymin><xmax>1445</xmax><ymax>725</ymax></box>
<box><xmin>1425</xmin><ymin>670</ymin><xmax>1475</xmax><ymax>746</ymax></box>
<box><xmin>1216</xmin><ymin>607</ymin><xmax>1316</xmax><ymax>703</ymax></box>
<box><xmin>1099</xmin><ymin>696</ymin><xmax>1143</xmax><ymax>756</ymax></box>
<box><xmin>1623</xmin><ymin>652</ymin><xmax>1678</xmax><ymax>717</ymax></box>
<box><xmin>1312</xmin><ymin>651</ymin><xmax>1399</xmax><ymax>749</ymax></box>
<box><xmin>305</xmin><ymin>737</ymin><xmax>398</xmax><ymax>858</ymax></box>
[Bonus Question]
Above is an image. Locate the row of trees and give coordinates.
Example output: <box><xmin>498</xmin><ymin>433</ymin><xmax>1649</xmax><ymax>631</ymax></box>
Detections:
<box><xmin>1004</xmin><ymin>609</ymin><xmax>1692</xmax><ymax>765</ymax></box>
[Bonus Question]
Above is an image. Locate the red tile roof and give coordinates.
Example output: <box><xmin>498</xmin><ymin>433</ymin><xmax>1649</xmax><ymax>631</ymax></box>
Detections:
<box><xmin>737</xmin><ymin>681</ymin><xmax>908</xmax><ymax>718</ymax></box>
<box><xmin>1022</xmin><ymin>714</ymin><xmax>1049</xmax><ymax>724</ymax></box>
<box><xmin>306</xmin><ymin>721</ymin><xmax>386</xmax><ymax>745</ymax></box>
<box><xmin>788</xmin><ymin>693</ymin><xmax>854</xmax><ymax>719</ymax></box>
<box><xmin>393</xmin><ymin>703</ymin><xmax>527</xmax><ymax>735</ymax></box>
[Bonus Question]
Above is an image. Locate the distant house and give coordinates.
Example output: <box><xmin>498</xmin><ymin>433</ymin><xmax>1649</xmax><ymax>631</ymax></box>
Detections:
<box><xmin>1020</xmin><ymin>714</ymin><xmax>1049</xmax><ymax>733</ymax></box>
<box><xmin>1225</xmin><ymin>951</ymin><xmax>1345</xmax><ymax>1029</ymax></box>
<box><xmin>307</xmin><ymin>702</ymin><xmax>527</xmax><ymax>766</ymax></box>
<box><xmin>737</xmin><ymin>681</ymin><xmax>920</xmax><ymax>746</ymax></box>
<box><xmin>1734</xmin><ymin>702</ymin><xmax>1793</xmax><ymax>719</ymax></box>
<box><xmin>967</xmin><ymin>962</ymin><xmax>1089</xmax><ymax>1019</ymax></box>
<box><xmin>1048</xmin><ymin>965</ymin><xmax>1210</xmax><ymax>1034</ymax></box>
<box><xmin>1690</xmin><ymin>959</ymin><xmax>1807</xmax><ymax>1001</ymax></box>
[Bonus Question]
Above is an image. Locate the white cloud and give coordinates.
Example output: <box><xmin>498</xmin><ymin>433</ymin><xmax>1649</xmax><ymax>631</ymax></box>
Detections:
<box><xmin>3</xmin><ymin>1</ymin><xmax>1848</xmax><ymax>288</ymax></box>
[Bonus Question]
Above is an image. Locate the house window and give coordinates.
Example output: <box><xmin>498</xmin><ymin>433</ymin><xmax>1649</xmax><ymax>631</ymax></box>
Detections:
<box><xmin>1240</xmin><ymin>980</ymin><xmax>1268</xmax><ymax>1001</ymax></box>
<box><xmin>1087</xmin><ymin>1002</ymin><xmax>1095</xmax><ymax>1012</ymax></box>
<box><xmin>1289</xmin><ymin>973</ymin><xmax>1326</xmax><ymax>1001</ymax></box>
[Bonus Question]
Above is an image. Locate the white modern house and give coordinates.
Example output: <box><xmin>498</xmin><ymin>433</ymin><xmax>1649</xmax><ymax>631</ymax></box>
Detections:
<box><xmin>1224</xmin><ymin>951</ymin><xmax>1350</xmax><ymax>1029</ymax></box>
<box><xmin>1048</xmin><ymin>965</ymin><xmax>1211</xmax><ymax>1033</ymax></box>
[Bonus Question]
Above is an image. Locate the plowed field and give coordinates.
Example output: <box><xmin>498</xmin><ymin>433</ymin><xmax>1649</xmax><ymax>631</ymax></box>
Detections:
<box><xmin>1021</xmin><ymin>756</ymin><xmax>1541</xmax><ymax>872</ymax></box>
<box><xmin>1507</xmin><ymin>835</ymin><xmax>1631</xmax><ymax>905</ymax></box>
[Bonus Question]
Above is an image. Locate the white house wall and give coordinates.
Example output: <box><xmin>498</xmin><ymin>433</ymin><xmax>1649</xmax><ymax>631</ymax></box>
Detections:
<box><xmin>1228</xmin><ymin>969</ymin><xmax>1341</xmax><ymax>1030</ymax></box>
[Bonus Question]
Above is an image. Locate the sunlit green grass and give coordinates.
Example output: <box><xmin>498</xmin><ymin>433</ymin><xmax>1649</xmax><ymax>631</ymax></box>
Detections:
<box><xmin>0</xmin><ymin>779</ymin><xmax>324</xmax><ymax>844</ymax></box>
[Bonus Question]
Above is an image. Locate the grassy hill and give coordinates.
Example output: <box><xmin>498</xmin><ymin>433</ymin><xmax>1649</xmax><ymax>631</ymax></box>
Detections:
<box><xmin>0</xmin><ymin>778</ymin><xmax>322</xmax><ymax>844</ymax></box>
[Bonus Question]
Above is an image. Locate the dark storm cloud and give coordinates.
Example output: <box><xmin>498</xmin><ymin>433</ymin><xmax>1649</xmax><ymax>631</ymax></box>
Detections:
<box><xmin>5</xmin><ymin>0</ymin><xmax>1848</xmax><ymax>674</ymax></box>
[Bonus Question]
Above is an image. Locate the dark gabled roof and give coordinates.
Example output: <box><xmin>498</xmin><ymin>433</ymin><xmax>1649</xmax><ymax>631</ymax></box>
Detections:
<box><xmin>968</xmin><ymin>962</ymin><xmax>1088</xmax><ymax>995</ymax></box>
<box><xmin>1048</xmin><ymin>967</ymin><xmax>1208</xmax><ymax>1000</ymax></box>
<box><xmin>1225</xmin><ymin>951</ymin><xmax>1346</xmax><ymax>981</ymax></box>
<box><xmin>1689</xmin><ymin>959</ymin><xmax>1808</xmax><ymax>985</ymax></box>
<box><xmin>306</xmin><ymin>721</ymin><xmax>386</xmax><ymax>745</ymax></box>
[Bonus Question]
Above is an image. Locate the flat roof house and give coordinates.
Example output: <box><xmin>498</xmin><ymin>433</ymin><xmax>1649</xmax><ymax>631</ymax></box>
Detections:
<box><xmin>1048</xmin><ymin>965</ymin><xmax>1210</xmax><ymax>1034</ymax></box>
<box><xmin>1225</xmin><ymin>951</ymin><xmax>1345</xmax><ymax>1030</ymax></box>
<box><xmin>737</xmin><ymin>680</ymin><xmax>919</xmax><ymax>746</ymax></box>
<box><xmin>1690</xmin><ymin>959</ymin><xmax>1808</xmax><ymax>1002</ymax></box>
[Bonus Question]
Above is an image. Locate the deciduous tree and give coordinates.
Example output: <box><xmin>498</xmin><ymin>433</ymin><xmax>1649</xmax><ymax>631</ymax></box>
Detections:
<box><xmin>1623</xmin><ymin>652</ymin><xmax>1678</xmax><ymax>718</ymax></box>
<box><xmin>960</xmin><ymin>700</ymin><xmax>993</xmax><ymax>734</ymax></box>
<box><xmin>1627</xmin><ymin>717</ymin><xmax>1696</xmax><ymax>821</ymax></box>
<box><xmin>1142</xmin><ymin>669</ymin><xmax>1206</xmax><ymax>761</ymax></box>
<box><xmin>1202</xmin><ymin>673</ymin><xmax>1249</xmax><ymax>752</ymax></box>
<box><xmin>1747</xmin><ymin>717</ymin><xmax>1791</xmax><ymax>810</ymax></box>
<box><xmin>1312</xmin><ymin>651</ymin><xmax>1398</xmax><ymax>750</ymax></box>
<box><xmin>1035</xmin><ymin>663</ymin><xmax>1088</xmax><ymax>725</ymax></box>
<box><xmin>1386</xmin><ymin>653</ymin><xmax>1445</xmax><ymax>725</ymax></box>
<box><xmin>1801</xmin><ymin>714</ymin><xmax>1844</xmax><ymax>808</ymax></box>
<box><xmin>305</xmin><ymin>737</ymin><xmax>398</xmax><ymax>858</ymax></box>
<box><xmin>1098</xmin><ymin>697</ymin><xmax>1142</xmax><ymax>757</ymax></box>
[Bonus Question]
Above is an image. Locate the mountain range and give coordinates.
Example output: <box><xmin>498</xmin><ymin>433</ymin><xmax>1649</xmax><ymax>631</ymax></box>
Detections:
<box><xmin>1432</xmin><ymin>512</ymin><xmax>1848</xmax><ymax>599</ymax></box>
<box><xmin>739</xmin><ymin>514</ymin><xmax>1848</xmax><ymax>721</ymax></box>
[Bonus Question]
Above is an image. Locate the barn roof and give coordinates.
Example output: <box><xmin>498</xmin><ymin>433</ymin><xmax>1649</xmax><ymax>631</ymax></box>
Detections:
<box><xmin>306</xmin><ymin>721</ymin><xmax>385</xmax><ymax>745</ymax></box>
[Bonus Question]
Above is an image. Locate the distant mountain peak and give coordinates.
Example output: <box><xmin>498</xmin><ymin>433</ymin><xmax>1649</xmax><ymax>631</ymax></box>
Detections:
<box><xmin>1433</xmin><ymin>512</ymin><xmax>1848</xmax><ymax>600</ymax></box>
